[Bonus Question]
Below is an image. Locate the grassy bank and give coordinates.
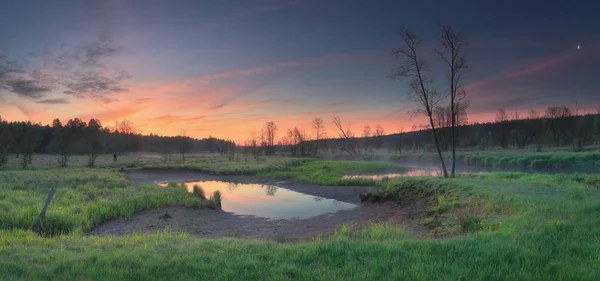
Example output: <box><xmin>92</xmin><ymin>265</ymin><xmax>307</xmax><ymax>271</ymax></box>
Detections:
<box><xmin>142</xmin><ymin>155</ymin><xmax>310</xmax><ymax>175</ymax></box>
<box><xmin>1</xmin><ymin>172</ymin><xmax>600</xmax><ymax>280</ymax></box>
<box><xmin>0</xmin><ymin>169</ymin><xmax>208</xmax><ymax>235</ymax></box>
<box><xmin>2</xmin><ymin>157</ymin><xmax>600</xmax><ymax>280</ymax></box>
<box><xmin>257</xmin><ymin>160</ymin><xmax>409</xmax><ymax>186</ymax></box>
<box><xmin>385</xmin><ymin>149</ymin><xmax>600</xmax><ymax>171</ymax></box>
<box><xmin>143</xmin><ymin>156</ymin><xmax>408</xmax><ymax>186</ymax></box>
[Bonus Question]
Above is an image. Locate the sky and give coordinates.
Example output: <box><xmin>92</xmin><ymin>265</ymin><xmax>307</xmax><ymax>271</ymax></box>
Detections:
<box><xmin>0</xmin><ymin>0</ymin><xmax>599</xmax><ymax>142</ymax></box>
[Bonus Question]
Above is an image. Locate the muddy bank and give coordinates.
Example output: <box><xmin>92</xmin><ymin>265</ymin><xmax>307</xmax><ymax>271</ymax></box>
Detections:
<box><xmin>90</xmin><ymin>203</ymin><xmax>410</xmax><ymax>241</ymax></box>
<box><xmin>90</xmin><ymin>168</ymin><xmax>420</xmax><ymax>241</ymax></box>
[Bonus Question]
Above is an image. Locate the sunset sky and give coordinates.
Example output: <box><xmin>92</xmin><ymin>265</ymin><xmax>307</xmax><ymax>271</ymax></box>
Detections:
<box><xmin>1</xmin><ymin>0</ymin><xmax>598</xmax><ymax>142</ymax></box>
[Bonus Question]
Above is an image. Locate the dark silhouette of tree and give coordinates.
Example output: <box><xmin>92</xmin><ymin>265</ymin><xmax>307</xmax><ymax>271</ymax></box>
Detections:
<box><xmin>85</xmin><ymin>118</ymin><xmax>104</xmax><ymax>167</ymax></box>
<box><xmin>437</xmin><ymin>24</ymin><xmax>468</xmax><ymax>177</ymax></box>
<box><xmin>495</xmin><ymin>109</ymin><xmax>510</xmax><ymax>149</ymax></box>
<box><xmin>0</xmin><ymin>116</ymin><xmax>11</xmax><ymax>166</ymax></box>
<box><xmin>362</xmin><ymin>125</ymin><xmax>372</xmax><ymax>152</ymax></box>
<box><xmin>545</xmin><ymin>106</ymin><xmax>572</xmax><ymax>146</ymax></box>
<box><xmin>52</xmin><ymin>119</ymin><xmax>71</xmax><ymax>166</ymax></box>
<box><xmin>18</xmin><ymin>122</ymin><xmax>41</xmax><ymax>169</ymax></box>
<box><xmin>265</xmin><ymin>121</ymin><xmax>277</xmax><ymax>155</ymax></box>
<box><xmin>332</xmin><ymin>116</ymin><xmax>360</xmax><ymax>158</ymax></box>
<box><xmin>373</xmin><ymin>125</ymin><xmax>385</xmax><ymax>149</ymax></box>
<box><xmin>390</xmin><ymin>26</ymin><xmax>448</xmax><ymax>177</ymax></box>
<box><xmin>312</xmin><ymin>117</ymin><xmax>325</xmax><ymax>155</ymax></box>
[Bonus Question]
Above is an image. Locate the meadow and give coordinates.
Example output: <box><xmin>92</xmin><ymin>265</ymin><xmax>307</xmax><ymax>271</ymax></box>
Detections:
<box><xmin>1</xmin><ymin>153</ymin><xmax>599</xmax><ymax>280</ymax></box>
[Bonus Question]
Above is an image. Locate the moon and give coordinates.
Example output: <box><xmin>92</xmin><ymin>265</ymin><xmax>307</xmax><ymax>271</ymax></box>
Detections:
<box><xmin>577</xmin><ymin>44</ymin><xmax>581</xmax><ymax>50</ymax></box>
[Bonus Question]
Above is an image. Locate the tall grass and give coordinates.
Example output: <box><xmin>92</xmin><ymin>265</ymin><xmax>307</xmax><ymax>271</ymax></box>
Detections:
<box><xmin>192</xmin><ymin>184</ymin><xmax>206</xmax><ymax>199</ymax></box>
<box><xmin>210</xmin><ymin>190</ymin><xmax>222</xmax><ymax>207</ymax></box>
<box><xmin>0</xmin><ymin>169</ymin><xmax>208</xmax><ymax>235</ymax></box>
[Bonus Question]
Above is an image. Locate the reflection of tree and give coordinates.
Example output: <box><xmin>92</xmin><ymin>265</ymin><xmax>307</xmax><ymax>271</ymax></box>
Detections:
<box><xmin>263</xmin><ymin>185</ymin><xmax>278</xmax><ymax>196</ymax></box>
<box><xmin>227</xmin><ymin>182</ymin><xmax>241</xmax><ymax>192</ymax></box>
<box><xmin>313</xmin><ymin>196</ymin><xmax>324</xmax><ymax>202</ymax></box>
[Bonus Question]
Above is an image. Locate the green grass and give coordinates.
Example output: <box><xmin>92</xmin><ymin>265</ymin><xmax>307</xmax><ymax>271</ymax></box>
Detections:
<box><xmin>143</xmin><ymin>155</ymin><xmax>311</xmax><ymax>175</ymax></box>
<box><xmin>258</xmin><ymin>160</ymin><xmax>409</xmax><ymax>186</ymax></box>
<box><xmin>0</xmin><ymin>169</ymin><xmax>208</xmax><ymax>235</ymax></box>
<box><xmin>0</xmin><ymin>153</ymin><xmax>163</xmax><ymax>171</ymax></box>
<box><xmin>386</xmin><ymin>148</ymin><xmax>600</xmax><ymax>171</ymax></box>
<box><xmin>1</xmin><ymin>157</ymin><xmax>600</xmax><ymax>280</ymax></box>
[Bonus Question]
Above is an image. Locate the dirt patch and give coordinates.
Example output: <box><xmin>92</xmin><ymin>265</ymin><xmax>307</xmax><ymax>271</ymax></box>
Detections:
<box><xmin>90</xmin><ymin>203</ymin><xmax>412</xmax><ymax>241</ymax></box>
<box><xmin>90</xmin><ymin>169</ymin><xmax>425</xmax><ymax>241</ymax></box>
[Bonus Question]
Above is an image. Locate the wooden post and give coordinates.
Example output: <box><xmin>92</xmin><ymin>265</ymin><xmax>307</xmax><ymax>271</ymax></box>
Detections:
<box><xmin>31</xmin><ymin>188</ymin><xmax>56</xmax><ymax>235</ymax></box>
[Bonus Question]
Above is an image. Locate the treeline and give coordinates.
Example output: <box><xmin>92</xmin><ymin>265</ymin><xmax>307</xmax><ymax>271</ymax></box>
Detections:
<box><xmin>241</xmin><ymin>106</ymin><xmax>599</xmax><ymax>160</ymax></box>
<box><xmin>387</xmin><ymin>107</ymin><xmax>600</xmax><ymax>153</ymax></box>
<box><xmin>0</xmin><ymin>117</ymin><xmax>231</xmax><ymax>168</ymax></box>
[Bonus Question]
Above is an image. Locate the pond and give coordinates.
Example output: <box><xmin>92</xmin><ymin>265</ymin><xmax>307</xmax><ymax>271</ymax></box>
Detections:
<box><xmin>159</xmin><ymin>180</ymin><xmax>357</xmax><ymax>219</ymax></box>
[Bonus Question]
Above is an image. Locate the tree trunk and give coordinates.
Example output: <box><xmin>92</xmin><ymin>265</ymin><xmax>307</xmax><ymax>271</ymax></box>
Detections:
<box><xmin>428</xmin><ymin>116</ymin><xmax>448</xmax><ymax>177</ymax></box>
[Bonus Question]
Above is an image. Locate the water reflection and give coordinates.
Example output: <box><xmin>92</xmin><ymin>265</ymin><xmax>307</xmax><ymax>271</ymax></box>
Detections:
<box><xmin>158</xmin><ymin>180</ymin><xmax>356</xmax><ymax>219</ymax></box>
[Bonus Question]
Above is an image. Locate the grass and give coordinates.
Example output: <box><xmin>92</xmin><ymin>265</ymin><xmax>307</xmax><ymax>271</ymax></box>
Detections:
<box><xmin>0</xmin><ymin>169</ymin><xmax>209</xmax><ymax>235</ymax></box>
<box><xmin>385</xmin><ymin>148</ymin><xmax>600</xmax><ymax>171</ymax></box>
<box><xmin>0</xmin><ymin>153</ymin><xmax>163</xmax><ymax>171</ymax></box>
<box><xmin>258</xmin><ymin>160</ymin><xmax>410</xmax><ymax>186</ymax></box>
<box><xmin>1</xmin><ymin>156</ymin><xmax>600</xmax><ymax>279</ymax></box>
<box><xmin>192</xmin><ymin>184</ymin><xmax>206</xmax><ymax>199</ymax></box>
<box><xmin>143</xmin><ymin>154</ymin><xmax>310</xmax><ymax>175</ymax></box>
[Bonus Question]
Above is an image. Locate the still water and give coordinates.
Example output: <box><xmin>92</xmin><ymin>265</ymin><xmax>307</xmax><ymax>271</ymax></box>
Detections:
<box><xmin>159</xmin><ymin>180</ymin><xmax>357</xmax><ymax>219</ymax></box>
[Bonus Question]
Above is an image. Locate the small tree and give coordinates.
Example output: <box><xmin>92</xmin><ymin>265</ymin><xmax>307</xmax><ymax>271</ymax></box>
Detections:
<box><xmin>373</xmin><ymin>125</ymin><xmax>385</xmax><ymax>149</ymax></box>
<box><xmin>312</xmin><ymin>117</ymin><xmax>325</xmax><ymax>155</ymax></box>
<box><xmin>495</xmin><ymin>109</ymin><xmax>510</xmax><ymax>149</ymax></box>
<box><xmin>18</xmin><ymin>123</ymin><xmax>40</xmax><ymax>169</ymax></box>
<box><xmin>52</xmin><ymin>119</ymin><xmax>71</xmax><ymax>167</ymax></box>
<box><xmin>362</xmin><ymin>125</ymin><xmax>372</xmax><ymax>152</ymax></box>
<box><xmin>86</xmin><ymin>118</ymin><xmax>104</xmax><ymax>167</ymax></box>
<box><xmin>265</xmin><ymin>121</ymin><xmax>277</xmax><ymax>155</ymax></box>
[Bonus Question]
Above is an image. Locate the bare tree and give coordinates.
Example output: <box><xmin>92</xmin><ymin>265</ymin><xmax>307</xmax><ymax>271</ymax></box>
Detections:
<box><xmin>390</xmin><ymin>26</ymin><xmax>448</xmax><ymax>177</ymax></box>
<box><xmin>373</xmin><ymin>125</ymin><xmax>385</xmax><ymax>149</ymax></box>
<box><xmin>115</xmin><ymin>120</ymin><xmax>136</xmax><ymax>134</ymax></box>
<box><xmin>437</xmin><ymin>25</ymin><xmax>468</xmax><ymax>177</ymax></box>
<box><xmin>495</xmin><ymin>109</ymin><xmax>510</xmax><ymax>149</ymax></box>
<box><xmin>395</xmin><ymin>127</ymin><xmax>405</xmax><ymax>152</ymax></box>
<box><xmin>332</xmin><ymin>116</ymin><xmax>361</xmax><ymax>158</ymax></box>
<box><xmin>312</xmin><ymin>117</ymin><xmax>325</xmax><ymax>155</ymax></box>
<box><xmin>265</xmin><ymin>121</ymin><xmax>277</xmax><ymax>155</ymax></box>
<box><xmin>287</xmin><ymin>129</ymin><xmax>298</xmax><ymax>156</ymax></box>
<box><xmin>362</xmin><ymin>125</ymin><xmax>372</xmax><ymax>152</ymax></box>
<box><xmin>545</xmin><ymin>106</ymin><xmax>572</xmax><ymax>146</ymax></box>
